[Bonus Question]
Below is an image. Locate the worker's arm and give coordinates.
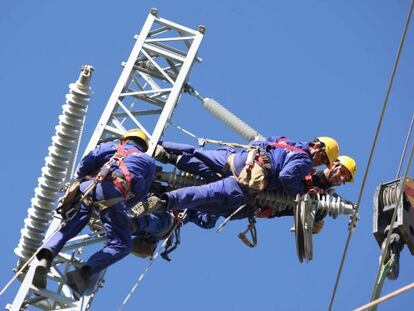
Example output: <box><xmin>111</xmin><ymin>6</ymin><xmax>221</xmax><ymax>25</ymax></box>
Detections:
<box><xmin>76</xmin><ymin>142</ymin><xmax>114</xmax><ymax>178</ymax></box>
<box><xmin>279</xmin><ymin>153</ymin><xmax>312</xmax><ymax>195</ymax></box>
<box><xmin>128</xmin><ymin>155</ymin><xmax>157</xmax><ymax>204</ymax></box>
<box><xmin>161</xmin><ymin>141</ymin><xmax>197</xmax><ymax>155</ymax></box>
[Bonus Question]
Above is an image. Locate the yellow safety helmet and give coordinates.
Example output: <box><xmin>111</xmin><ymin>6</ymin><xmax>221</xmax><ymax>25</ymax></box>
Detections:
<box><xmin>317</xmin><ymin>136</ymin><xmax>339</xmax><ymax>165</ymax></box>
<box><xmin>337</xmin><ymin>155</ymin><xmax>357</xmax><ymax>182</ymax></box>
<box><xmin>122</xmin><ymin>128</ymin><xmax>149</xmax><ymax>151</ymax></box>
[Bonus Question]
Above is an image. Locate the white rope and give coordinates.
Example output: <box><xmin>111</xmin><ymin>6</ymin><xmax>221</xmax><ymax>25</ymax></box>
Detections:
<box><xmin>354</xmin><ymin>281</ymin><xmax>414</xmax><ymax>311</ymax></box>
<box><xmin>168</xmin><ymin>121</ymin><xmax>253</xmax><ymax>149</ymax></box>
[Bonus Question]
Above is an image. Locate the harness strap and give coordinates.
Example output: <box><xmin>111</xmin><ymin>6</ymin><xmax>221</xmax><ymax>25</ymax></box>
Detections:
<box><xmin>109</xmin><ymin>143</ymin><xmax>140</xmax><ymax>198</ymax></box>
<box><xmin>225</xmin><ymin>154</ymin><xmax>238</xmax><ymax>177</ymax></box>
<box><xmin>160</xmin><ymin>211</ymin><xmax>185</xmax><ymax>261</ymax></box>
<box><xmin>270</xmin><ymin>142</ymin><xmax>307</xmax><ymax>154</ymax></box>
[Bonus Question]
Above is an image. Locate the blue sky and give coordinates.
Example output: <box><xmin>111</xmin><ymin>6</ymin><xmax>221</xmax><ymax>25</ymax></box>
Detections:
<box><xmin>1</xmin><ymin>1</ymin><xmax>414</xmax><ymax>310</ymax></box>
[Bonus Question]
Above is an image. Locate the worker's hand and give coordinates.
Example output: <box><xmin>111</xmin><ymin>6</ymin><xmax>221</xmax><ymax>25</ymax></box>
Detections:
<box><xmin>154</xmin><ymin>145</ymin><xmax>170</xmax><ymax>164</ymax></box>
<box><xmin>312</xmin><ymin>219</ymin><xmax>324</xmax><ymax>234</ymax></box>
<box><xmin>96</xmin><ymin>175</ymin><xmax>104</xmax><ymax>182</ymax></box>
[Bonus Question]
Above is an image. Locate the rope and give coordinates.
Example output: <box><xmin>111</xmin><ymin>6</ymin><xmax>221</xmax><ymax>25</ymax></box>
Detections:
<box><xmin>118</xmin><ymin>209</ymin><xmax>188</xmax><ymax>311</ymax></box>
<box><xmin>168</xmin><ymin>120</ymin><xmax>199</xmax><ymax>139</ymax></box>
<box><xmin>354</xmin><ymin>280</ymin><xmax>414</xmax><ymax>311</ymax></box>
<box><xmin>328</xmin><ymin>1</ymin><xmax>414</xmax><ymax>309</ymax></box>
<box><xmin>217</xmin><ymin>204</ymin><xmax>247</xmax><ymax>233</ymax></box>
<box><xmin>168</xmin><ymin>120</ymin><xmax>253</xmax><ymax>149</ymax></box>
<box><xmin>369</xmin><ymin>254</ymin><xmax>396</xmax><ymax>311</ymax></box>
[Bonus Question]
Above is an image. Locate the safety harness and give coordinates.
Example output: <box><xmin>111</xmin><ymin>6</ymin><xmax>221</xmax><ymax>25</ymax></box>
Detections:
<box><xmin>160</xmin><ymin>211</ymin><xmax>183</xmax><ymax>261</ymax></box>
<box><xmin>223</xmin><ymin>138</ymin><xmax>310</xmax><ymax>248</ymax></box>
<box><xmin>57</xmin><ymin>142</ymin><xmax>141</xmax><ymax>220</ymax></box>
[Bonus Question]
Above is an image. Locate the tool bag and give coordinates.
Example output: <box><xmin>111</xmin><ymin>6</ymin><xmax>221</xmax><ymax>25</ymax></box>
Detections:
<box><xmin>56</xmin><ymin>179</ymin><xmax>83</xmax><ymax>220</ymax></box>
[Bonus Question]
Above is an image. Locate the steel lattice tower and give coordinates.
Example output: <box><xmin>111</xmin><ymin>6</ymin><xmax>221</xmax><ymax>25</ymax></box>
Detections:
<box><xmin>8</xmin><ymin>9</ymin><xmax>205</xmax><ymax>311</ymax></box>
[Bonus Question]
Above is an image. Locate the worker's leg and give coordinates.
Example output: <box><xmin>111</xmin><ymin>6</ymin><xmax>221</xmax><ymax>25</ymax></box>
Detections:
<box><xmin>41</xmin><ymin>203</ymin><xmax>92</xmax><ymax>258</ymax></box>
<box><xmin>84</xmin><ymin>203</ymin><xmax>131</xmax><ymax>275</ymax></box>
<box><xmin>131</xmin><ymin>211</ymin><xmax>173</xmax><ymax>236</ymax></box>
<box><xmin>175</xmin><ymin>153</ymin><xmax>222</xmax><ymax>181</ymax></box>
<box><xmin>175</xmin><ymin>148</ymin><xmax>234</xmax><ymax>182</ymax></box>
<box><xmin>191</xmin><ymin>148</ymin><xmax>234</xmax><ymax>174</ymax></box>
<box><xmin>33</xmin><ymin>202</ymin><xmax>92</xmax><ymax>289</ymax></box>
<box><xmin>164</xmin><ymin>176</ymin><xmax>248</xmax><ymax>213</ymax></box>
<box><xmin>160</xmin><ymin>141</ymin><xmax>234</xmax><ymax>181</ymax></box>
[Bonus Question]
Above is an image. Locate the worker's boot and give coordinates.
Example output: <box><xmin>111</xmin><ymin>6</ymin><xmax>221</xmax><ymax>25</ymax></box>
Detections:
<box><xmin>154</xmin><ymin>145</ymin><xmax>178</xmax><ymax>165</ymax></box>
<box><xmin>130</xmin><ymin>195</ymin><xmax>167</xmax><ymax>217</ymax></box>
<box><xmin>66</xmin><ymin>266</ymin><xmax>91</xmax><ymax>295</ymax></box>
<box><xmin>32</xmin><ymin>249</ymin><xmax>52</xmax><ymax>289</ymax></box>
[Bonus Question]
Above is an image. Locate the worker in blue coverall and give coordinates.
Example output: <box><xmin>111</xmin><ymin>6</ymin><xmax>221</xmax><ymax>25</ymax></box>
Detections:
<box><xmin>174</xmin><ymin>155</ymin><xmax>358</xmax><ymax>230</ymax></box>
<box><xmin>128</xmin><ymin>155</ymin><xmax>357</xmax><ymax>256</ymax></box>
<box><xmin>132</xmin><ymin>136</ymin><xmax>340</xmax><ymax>218</ymax></box>
<box><xmin>32</xmin><ymin>129</ymin><xmax>156</xmax><ymax>294</ymax></box>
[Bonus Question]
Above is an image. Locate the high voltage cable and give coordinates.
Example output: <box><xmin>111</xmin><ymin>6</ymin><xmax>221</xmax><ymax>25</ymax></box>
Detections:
<box><xmin>328</xmin><ymin>0</ymin><xmax>414</xmax><ymax>309</ymax></box>
<box><xmin>396</xmin><ymin>114</ymin><xmax>414</xmax><ymax>177</ymax></box>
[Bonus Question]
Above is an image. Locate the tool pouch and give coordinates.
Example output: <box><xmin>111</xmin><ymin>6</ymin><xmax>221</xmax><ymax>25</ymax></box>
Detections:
<box><xmin>56</xmin><ymin>179</ymin><xmax>82</xmax><ymax>219</ymax></box>
<box><xmin>237</xmin><ymin>160</ymin><xmax>268</xmax><ymax>192</ymax></box>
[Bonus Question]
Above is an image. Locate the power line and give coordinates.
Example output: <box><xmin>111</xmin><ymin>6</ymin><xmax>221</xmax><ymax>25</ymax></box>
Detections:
<box><xmin>396</xmin><ymin>114</ymin><xmax>414</xmax><ymax>177</ymax></box>
<box><xmin>328</xmin><ymin>0</ymin><xmax>414</xmax><ymax>309</ymax></box>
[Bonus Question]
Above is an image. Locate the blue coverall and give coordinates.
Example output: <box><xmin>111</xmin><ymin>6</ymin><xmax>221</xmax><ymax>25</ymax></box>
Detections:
<box><xmin>160</xmin><ymin>137</ymin><xmax>313</xmax><ymax>215</ymax></box>
<box><xmin>43</xmin><ymin>141</ymin><xmax>156</xmax><ymax>275</ymax></box>
<box><xmin>129</xmin><ymin>210</ymin><xmax>220</xmax><ymax>250</ymax></box>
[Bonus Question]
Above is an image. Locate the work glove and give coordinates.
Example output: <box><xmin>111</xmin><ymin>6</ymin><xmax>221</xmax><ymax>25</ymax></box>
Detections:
<box><xmin>154</xmin><ymin>145</ymin><xmax>178</xmax><ymax>165</ymax></box>
<box><xmin>312</xmin><ymin>219</ymin><xmax>324</xmax><ymax>234</ymax></box>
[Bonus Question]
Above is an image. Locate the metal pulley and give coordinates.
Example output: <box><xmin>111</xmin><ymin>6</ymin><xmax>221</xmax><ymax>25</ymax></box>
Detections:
<box><xmin>292</xmin><ymin>193</ymin><xmax>356</xmax><ymax>263</ymax></box>
<box><xmin>294</xmin><ymin>194</ymin><xmax>314</xmax><ymax>262</ymax></box>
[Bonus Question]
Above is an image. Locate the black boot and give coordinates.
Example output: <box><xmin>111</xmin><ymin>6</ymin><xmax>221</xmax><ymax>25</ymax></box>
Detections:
<box><xmin>32</xmin><ymin>249</ymin><xmax>52</xmax><ymax>289</ymax></box>
<box><xmin>66</xmin><ymin>265</ymin><xmax>91</xmax><ymax>295</ymax></box>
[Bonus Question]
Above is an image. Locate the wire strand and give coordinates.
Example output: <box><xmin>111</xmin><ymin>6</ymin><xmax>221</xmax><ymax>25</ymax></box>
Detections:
<box><xmin>396</xmin><ymin>114</ymin><xmax>414</xmax><ymax>177</ymax></box>
<box><xmin>328</xmin><ymin>1</ymin><xmax>414</xmax><ymax>309</ymax></box>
